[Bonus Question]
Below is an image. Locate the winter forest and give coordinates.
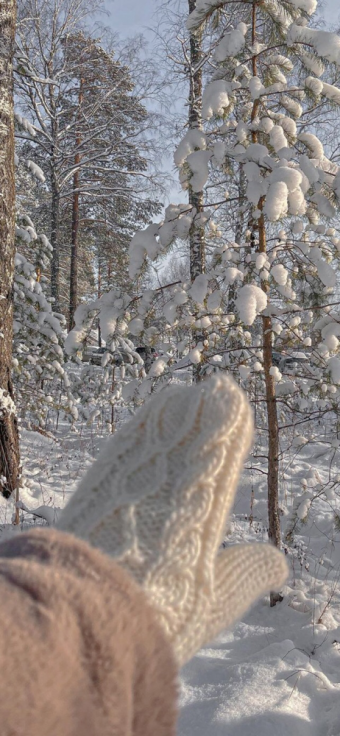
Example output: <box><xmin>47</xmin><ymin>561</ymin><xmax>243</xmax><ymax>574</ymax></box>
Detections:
<box><xmin>1</xmin><ymin>0</ymin><xmax>340</xmax><ymax>731</ymax></box>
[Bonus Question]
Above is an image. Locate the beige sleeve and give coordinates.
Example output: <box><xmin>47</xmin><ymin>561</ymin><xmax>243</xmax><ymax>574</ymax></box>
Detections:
<box><xmin>0</xmin><ymin>528</ymin><xmax>178</xmax><ymax>736</ymax></box>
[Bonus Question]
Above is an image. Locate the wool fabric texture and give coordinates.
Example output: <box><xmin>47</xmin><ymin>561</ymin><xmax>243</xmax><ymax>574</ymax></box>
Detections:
<box><xmin>59</xmin><ymin>374</ymin><xmax>288</xmax><ymax>666</ymax></box>
<box><xmin>0</xmin><ymin>528</ymin><xmax>177</xmax><ymax>736</ymax></box>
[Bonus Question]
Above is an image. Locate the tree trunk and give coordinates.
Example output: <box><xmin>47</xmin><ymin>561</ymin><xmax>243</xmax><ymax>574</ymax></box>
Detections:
<box><xmin>188</xmin><ymin>0</ymin><xmax>205</xmax><ymax>282</ymax></box>
<box><xmin>69</xmin><ymin>78</ymin><xmax>84</xmax><ymax>331</ymax></box>
<box><xmin>229</xmin><ymin>167</ymin><xmax>246</xmax><ymax>311</ymax></box>
<box><xmin>0</xmin><ymin>0</ymin><xmax>21</xmax><ymax>500</ymax></box>
<box><xmin>188</xmin><ymin>0</ymin><xmax>206</xmax><ymax>382</ymax></box>
<box><xmin>98</xmin><ymin>253</ymin><xmax>102</xmax><ymax>347</ymax></box>
<box><xmin>251</xmin><ymin>0</ymin><xmax>281</xmax><ymax>606</ymax></box>
<box><xmin>258</xmin><ymin>211</ymin><xmax>282</xmax><ymax>607</ymax></box>
<box><xmin>69</xmin><ymin>169</ymin><xmax>80</xmax><ymax>330</ymax></box>
<box><xmin>50</xmin><ymin>173</ymin><xmax>60</xmax><ymax>311</ymax></box>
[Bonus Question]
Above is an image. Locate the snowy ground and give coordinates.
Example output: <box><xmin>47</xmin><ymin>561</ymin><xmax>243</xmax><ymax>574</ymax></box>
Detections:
<box><xmin>1</xmin><ymin>412</ymin><xmax>340</xmax><ymax>735</ymax></box>
<box><xmin>180</xmin><ymin>435</ymin><xmax>340</xmax><ymax>736</ymax></box>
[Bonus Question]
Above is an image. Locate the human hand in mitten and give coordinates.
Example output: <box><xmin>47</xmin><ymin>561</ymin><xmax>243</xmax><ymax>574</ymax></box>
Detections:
<box><xmin>58</xmin><ymin>374</ymin><xmax>288</xmax><ymax>666</ymax></box>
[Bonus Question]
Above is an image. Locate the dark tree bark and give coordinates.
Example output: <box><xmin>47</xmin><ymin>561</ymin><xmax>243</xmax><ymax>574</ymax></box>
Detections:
<box><xmin>0</xmin><ymin>0</ymin><xmax>21</xmax><ymax>499</ymax></box>
<box><xmin>251</xmin><ymin>0</ymin><xmax>282</xmax><ymax>606</ymax></box>
<box><xmin>258</xmin><ymin>216</ymin><xmax>281</xmax><ymax>538</ymax></box>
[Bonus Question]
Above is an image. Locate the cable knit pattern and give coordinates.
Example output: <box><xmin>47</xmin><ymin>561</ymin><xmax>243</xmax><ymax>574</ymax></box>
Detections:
<box><xmin>59</xmin><ymin>374</ymin><xmax>288</xmax><ymax>666</ymax></box>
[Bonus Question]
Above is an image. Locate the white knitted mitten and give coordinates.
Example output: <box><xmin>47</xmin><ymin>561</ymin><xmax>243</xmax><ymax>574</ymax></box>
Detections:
<box><xmin>58</xmin><ymin>374</ymin><xmax>288</xmax><ymax>666</ymax></box>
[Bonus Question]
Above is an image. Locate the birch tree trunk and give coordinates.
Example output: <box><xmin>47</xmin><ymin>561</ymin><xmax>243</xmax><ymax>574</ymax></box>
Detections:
<box><xmin>188</xmin><ymin>0</ymin><xmax>206</xmax><ymax>382</ymax></box>
<box><xmin>188</xmin><ymin>0</ymin><xmax>205</xmax><ymax>282</ymax></box>
<box><xmin>0</xmin><ymin>0</ymin><xmax>21</xmax><ymax>499</ymax></box>
<box><xmin>69</xmin><ymin>77</ymin><xmax>84</xmax><ymax>330</ymax></box>
<box><xmin>49</xmin><ymin>73</ymin><xmax>60</xmax><ymax>311</ymax></box>
<box><xmin>50</xmin><ymin>169</ymin><xmax>60</xmax><ymax>311</ymax></box>
<box><xmin>229</xmin><ymin>167</ymin><xmax>246</xmax><ymax>311</ymax></box>
<box><xmin>98</xmin><ymin>253</ymin><xmax>102</xmax><ymax>347</ymax></box>
<box><xmin>69</xmin><ymin>168</ymin><xmax>80</xmax><ymax>329</ymax></box>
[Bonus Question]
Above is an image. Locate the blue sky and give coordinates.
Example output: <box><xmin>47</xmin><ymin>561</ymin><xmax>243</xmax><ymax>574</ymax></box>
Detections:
<box><xmin>103</xmin><ymin>0</ymin><xmax>339</xmax><ymax>36</ymax></box>
<box><xmin>103</xmin><ymin>0</ymin><xmax>158</xmax><ymax>36</ymax></box>
<box><xmin>323</xmin><ymin>0</ymin><xmax>340</xmax><ymax>24</ymax></box>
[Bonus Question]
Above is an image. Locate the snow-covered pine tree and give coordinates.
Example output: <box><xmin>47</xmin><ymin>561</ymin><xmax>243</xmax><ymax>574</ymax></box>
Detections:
<box><xmin>13</xmin><ymin>217</ymin><xmax>78</xmax><ymax>428</ymax></box>
<box><xmin>15</xmin><ymin>0</ymin><xmax>103</xmax><ymax>310</ymax></box>
<box><xmin>15</xmin><ymin>6</ymin><xmax>162</xmax><ymax>317</ymax></box>
<box><xmin>179</xmin><ymin>0</ymin><xmax>340</xmax><ymax>600</ymax></box>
